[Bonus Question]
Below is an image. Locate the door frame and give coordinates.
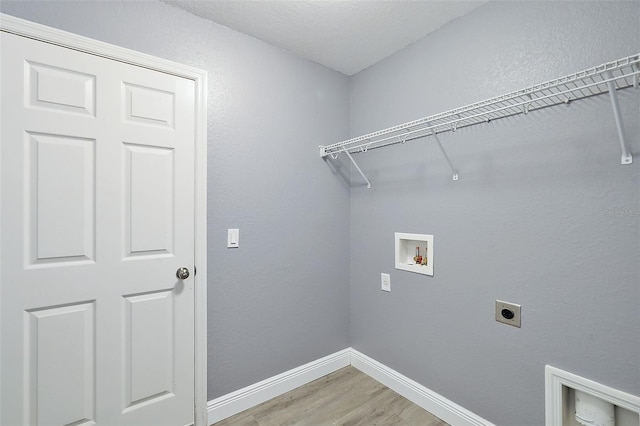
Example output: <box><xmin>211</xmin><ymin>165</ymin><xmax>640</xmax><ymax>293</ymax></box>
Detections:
<box><xmin>0</xmin><ymin>14</ymin><xmax>209</xmax><ymax>426</ymax></box>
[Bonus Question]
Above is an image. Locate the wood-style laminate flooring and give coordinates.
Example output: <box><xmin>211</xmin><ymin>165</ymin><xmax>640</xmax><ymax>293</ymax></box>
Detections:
<box><xmin>212</xmin><ymin>366</ymin><xmax>449</xmax><ymax>426</ymax></box>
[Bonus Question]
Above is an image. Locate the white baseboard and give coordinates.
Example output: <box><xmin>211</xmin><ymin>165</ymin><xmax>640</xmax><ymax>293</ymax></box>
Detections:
<box><xmin>207</xmin><ymin>348</ymin><xmax>351</xmax><ymax>425</ymax></box>
<box><xmin>208</xmin><ymin>347</ymin><xmax>493</xmax><ymax>426</ymax></box>
<box><xmin>350</xmin><ymin>349</ymin><xmax>494</xmax><ymax>426</ymax></box>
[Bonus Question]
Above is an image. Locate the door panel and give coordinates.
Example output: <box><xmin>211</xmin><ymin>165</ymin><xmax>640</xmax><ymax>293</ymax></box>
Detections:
<box><xmin>123</xmin><ymin>290</ymin><xmax>175</xmax><ymax>409</ymax></box>
<box><xmin>124</xmin><ymin>143</ymin><xmax>175</xmax><ymax>257</ymax></box>
<box><xmin>123</xmin><ymin>83</ymin><xmax>175</xmax><ymax>128</ymax></box>
<box><xmin>27</xmin><ymin>61</ymin><xmax>97</xmax><ymax>116</ymax></box>
<box><xmin>1</xmin><ymin>31</ymin><xmax>196</xmax><ymax>426</ymax></box>
<box><xmin>27</xmin><ymin>132</ymin><xmax>96</xmax><ymax>265</ymax></box>
<box><xmin>25</xmin><ymin>301</ymin><xmax>96</xmax><ymax>426</ymax></box>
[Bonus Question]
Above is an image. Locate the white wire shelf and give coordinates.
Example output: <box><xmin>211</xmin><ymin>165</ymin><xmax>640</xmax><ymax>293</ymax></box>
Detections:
<box><xmin>320</xmin><ymin>53</ymin><xmax>639</xmax><ymax>184</ymax></box>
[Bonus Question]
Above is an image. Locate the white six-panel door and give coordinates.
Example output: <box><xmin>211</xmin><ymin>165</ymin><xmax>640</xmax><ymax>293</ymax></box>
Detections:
<box><xmin>1</xmin><ymin>31</ymin><xmax>197</xmax><ymax>425</ymax></box>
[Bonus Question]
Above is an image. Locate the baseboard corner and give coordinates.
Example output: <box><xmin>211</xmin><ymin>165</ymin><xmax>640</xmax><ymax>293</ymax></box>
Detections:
<box><xmin>207</xmin><ymin>348</ymin><xmax>351</xmax><ymax>425</ymax></box>
<box><xmin>207</xmin><ymin>347</ymin><xmax>493</xmax><ymax>426</ymax></box>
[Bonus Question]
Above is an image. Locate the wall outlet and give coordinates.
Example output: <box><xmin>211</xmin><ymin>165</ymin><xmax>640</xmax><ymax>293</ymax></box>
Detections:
<box><xmin>381</xmin><ymin>273</ymin><xmax>391</xmax><ymax>292</ymax></box>
<box><xmin>495</xmin><ymin>300</ymin><xmax>521</xmax><ymax>327</ymax></box>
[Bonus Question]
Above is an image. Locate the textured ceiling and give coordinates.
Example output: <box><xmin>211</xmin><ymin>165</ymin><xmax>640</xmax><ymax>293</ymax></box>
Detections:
<box><xmin>162</xmin><ymin>1</ymin><xmax>487</xmax><ymax>75</ymax></box>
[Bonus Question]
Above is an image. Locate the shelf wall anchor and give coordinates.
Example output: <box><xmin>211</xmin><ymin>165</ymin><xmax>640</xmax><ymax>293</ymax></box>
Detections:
<box><xmin>523</xmin><ymin>94</ymin><xmax>532</xmax><ymax>114</ymax></box>
<box><xmin>452</xmin><ymin>114</ymin><xmax>460</xmax><ymax>132</ymax></box>
<box><xmin>343</xmin><ymin>148</ymin><xmax>372</xmax><ymax>188</ymax></box>
<box><xmin>430</xmin><ymin>128</ymin><xmax>459</xmax><ymax>181</ymax></box>
<box><xmin>604</xmin><ymin>71</ymin><xmax>633</xmax><ymax>165</ymax></box>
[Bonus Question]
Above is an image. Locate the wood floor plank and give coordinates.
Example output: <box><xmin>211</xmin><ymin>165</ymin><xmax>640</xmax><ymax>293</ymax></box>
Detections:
<box><xmin>212</xmin><ymin>367</ymin><xmax>450</xmax><ymax>426</ymax></box>
<box><xmin>254</xmin><ymin>368</ymin><xmax>371</xmax><ymax>425</ymax></box>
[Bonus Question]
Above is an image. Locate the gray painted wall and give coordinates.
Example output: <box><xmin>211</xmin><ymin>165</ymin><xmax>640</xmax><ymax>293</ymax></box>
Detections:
<box><xmin>0</xmin><ymin>0</ymin><xmax>351</xmax><ymax>401</ymax></box>
<box><xmin>349</xmin><ymin>1</ymin><xmax>639</xmax><ymax>425</ymax></box>
<box><xmin>3</xmin><ymin>1</ymin><xmax>639</xmax><ymax>424</ymax></box>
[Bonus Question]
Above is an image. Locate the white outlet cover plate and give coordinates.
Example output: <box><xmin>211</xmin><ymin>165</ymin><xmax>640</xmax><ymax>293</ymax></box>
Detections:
<box><xmin>381</xmin><ymin>273</ymin><xmax>391</xmax><ymax>292</ymax></box>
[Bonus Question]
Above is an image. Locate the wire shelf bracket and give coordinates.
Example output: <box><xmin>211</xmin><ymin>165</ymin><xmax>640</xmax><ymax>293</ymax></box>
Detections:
<box><xmin>604</xmin><ymin>71</ymin><xmax>633</xmax><ymax>165</ymax></box>
<box><xmin>343</xmin><ymin>148</ymin><xmax>371</xmax><ymax>188</ymax></box>
<box><xmin>320</xmin><ymin>53</ymin><xmax>639</xmax><ymax>184</ymax></box>
<box><xmin>431</xmin><ymin>127</ymin><xmax>459</xmax><ymax>181</ymax></box>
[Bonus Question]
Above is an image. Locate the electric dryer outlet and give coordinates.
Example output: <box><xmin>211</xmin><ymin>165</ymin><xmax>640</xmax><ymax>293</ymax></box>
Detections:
<box><xmin>495</xmin><ymin>300</ymin><xmax>521</xmax><ymax>327</ymax></box>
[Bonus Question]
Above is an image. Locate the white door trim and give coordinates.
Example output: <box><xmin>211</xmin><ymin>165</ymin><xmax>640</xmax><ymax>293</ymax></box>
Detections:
<box><xmin>0</xmin><ymin>14</ymin><xmax>208</xmax><ymax>426</ymax></box>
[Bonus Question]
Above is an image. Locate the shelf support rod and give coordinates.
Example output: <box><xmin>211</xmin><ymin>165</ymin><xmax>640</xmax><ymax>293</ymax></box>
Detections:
<box><xmin>604</xmin><ymin>71</ymin><xmax>633</xmax><ymax>165</ymax></box>
<box><xmin>430</xmin><ymin>128</ymin><xmax>459</xmax><ymax>181</ymax></box>
<box><xmin>343</xmin><ymin>148</ymin><xmax>372</xmax><ymax>189</ymax></box>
